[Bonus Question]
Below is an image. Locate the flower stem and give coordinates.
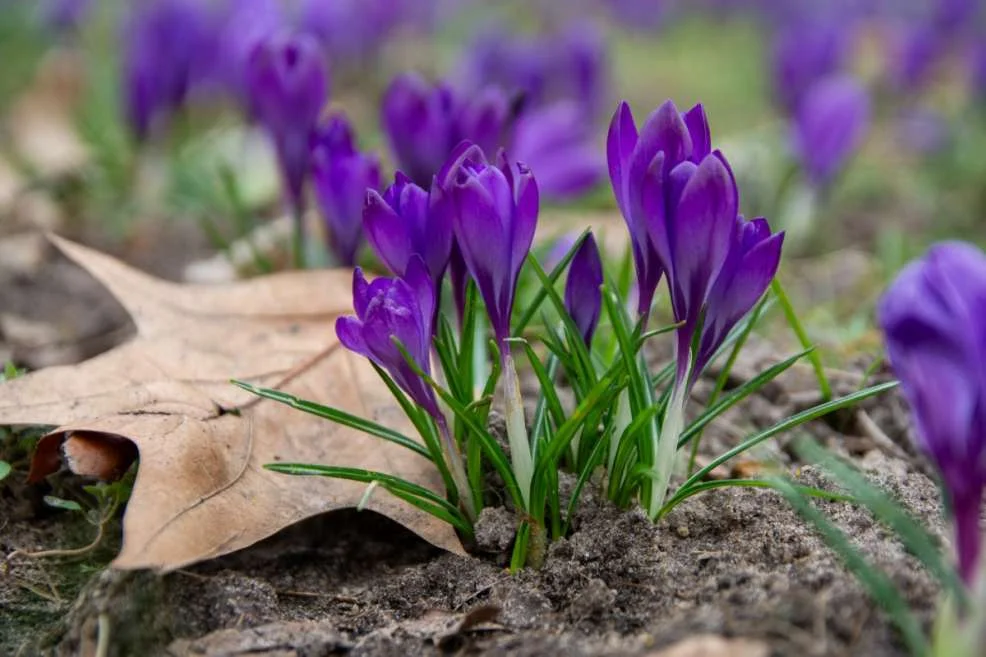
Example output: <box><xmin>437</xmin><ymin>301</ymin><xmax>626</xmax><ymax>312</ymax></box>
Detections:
<box><xmin>650</xmin><ymin>378</ymin><xmax>688</xmax><ymax>519</ymax></box>
<box><xmin>771</xmin><ymin>278</ymin><xmax>832</xmax><ymax>401</ymax></box>
<box><xmin>291</xmin><ymin>205</ymin><xmax>306</xmax><ymax>270</ymax></box>
<box><xmin>503</xmin><ymin>351</ymin><xmax>533</xmax><ymax>509</ymax></box>
<box><xmin>436</xmin><ymin>414</ymin><xmax>477</xmax><ymax>522</ymax></box>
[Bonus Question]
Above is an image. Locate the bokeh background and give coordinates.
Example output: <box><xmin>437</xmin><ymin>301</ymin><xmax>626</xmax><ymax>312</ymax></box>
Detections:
<box><xmin>2</xmin><ymin>0</ymin><xmax>985</xmax><ymax>362</ymax></box>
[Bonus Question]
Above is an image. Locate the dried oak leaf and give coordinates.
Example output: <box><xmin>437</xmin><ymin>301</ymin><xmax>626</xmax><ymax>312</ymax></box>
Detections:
<box><xmin>0</xmin><ymin>236</ymin><xmax>463</xmax><ymax>570</ymax></box>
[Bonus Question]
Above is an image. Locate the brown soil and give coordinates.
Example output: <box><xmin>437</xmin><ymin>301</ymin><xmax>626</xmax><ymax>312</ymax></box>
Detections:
<box><xmin>0</xmin><ymin>234</ymin><xmax>952</xmax><ymax>657</ymax></box>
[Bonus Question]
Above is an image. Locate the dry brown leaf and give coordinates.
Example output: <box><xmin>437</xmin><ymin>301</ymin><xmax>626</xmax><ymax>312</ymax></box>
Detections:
<box><xmin>0</xmin><ymin>235</ymin><xmax>463</xmax><ymax>570</ymax></box>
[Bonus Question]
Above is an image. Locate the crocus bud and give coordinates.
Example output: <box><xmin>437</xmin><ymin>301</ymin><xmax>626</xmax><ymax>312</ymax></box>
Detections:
<box><xmin>694</xmin><ymin>216</ymin><xmax>784</xmax><ymax>380</ymax></box>
<box><xmin>878</xmin><ymin>242</ymin><xmax>986</xmax><ymax>585</ymax></box>
<box><xmin>364</xmin><ymin>172</ymin><xmax>453</xmax><ymax>287</ymax></box>
<box><xmin>792</xmin><ymin>75</ymin><xmax>870</xmax><ymax>188</ymax></box>
<box><xmin>336</xmin><ymin>255</ymin><xmax>440</xmax><ymax>419</ymax></box>
<box><xmin>382</xmin><ymin>73</ymin><xmax>510</xmax><ymax>188</ymax></box>
<box><xmin>245</xmin><ymin>32</ymin><xmax>328</xmax><ymax>211</ymax></box>
<box><xmin>311</xmin><ymin>115</ymin><xmax>381</xmax><ymax>267</ymax></box>
<box><xmin>565</xmin><ymin>232</ymin><xmax>603</xmax><ymax>347</ymax></box>
<box><xmin>445</xmin><ymin>145</ymin><xmax>538</xmax><ymax>349</ymax></box>
<box><xmin>122</xmin><ymin>0</ymin><xmax>209</xmax><ymax>140</ymax></box>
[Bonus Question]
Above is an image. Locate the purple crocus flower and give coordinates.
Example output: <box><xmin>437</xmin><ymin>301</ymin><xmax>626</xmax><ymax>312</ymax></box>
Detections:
<box><xmin>607</xmin><ymin>99</ymin><xmax>712</xmax><ymax>321</ymax></box>
<box><xmin>212</xmin><ymin>0</ymin><xmax>285</xmax><ymax>106</ymax></box>
<box><xmin>122</xmin><ymin>0</ymin><xmax>210</xmax><ymax>140</ymax></box>
<box><xmin>878</xmin><ymin>241</ymin><xmax>986</xmax><ymax>584</ymax></box>
<box><xmin>792</xmin><ymin>75</ymin><xmax>871</xmax><ymax>188</ymax></box>
<box><xmin>444</xmin><ymin>144</ymin><xmax>538</xmax><ymax>349</ymax></box>
<box><xmin>364</xmin><ymin>172</ymin><xmax>454</xmax><ymax>289</ymax></box>
<box><xmin>311</xmin><ymin>115</ymin><xmax>381</xmax><ymax>267</ymax></box>
<box><xmin>693</xmin><ymin>216</ymin><xmax>784</xmax><ymax>380</ymax></box>
<box><xmin>565</xmin><ymin>232</ymin><xmax>603</xmax><ymax>347</ymax></box>
<box><xmin>382</xmin><ymin>73</ymin><xmax>510</xmax><ymax>188</ymax></box>
<box><xmin>771</xmin><ymin>20</ymin><xmax>848</xmax><ymax>113</ymax></box>
<box><xmin>336</xmin><ymin>255</ymin><xmax>440</xmax><ymax>419</ymax></box>
<box><xmin>889</xmin><ymin>24</ymin><xmax>942</xmax><ymax>93</ymax></box>
<box><xmin>245</xmin><ymin>32</ymin><xmax>329</xmax><ymax>212</ymax></box>
<box><xmin>511</xmin><ymin>101</ymin><xmax>604</xmax><ymax>201</ymax></box>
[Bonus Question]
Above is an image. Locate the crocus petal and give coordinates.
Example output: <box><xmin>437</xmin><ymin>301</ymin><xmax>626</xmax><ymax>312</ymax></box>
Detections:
<box><xmin>669</xmin><ymin>154</ymin><xmax>738</xmax><ymax>321</ymax></box>
<box><xmin>453</xmin><ymin>177</ymin><xmax>511</xmax><ymax>336</ymax></box>
<box><xmin>352</xmin><ymin>267</ymin><xmax>371</xmax><ymax>318</ymax></box>
<box><xmin>511</xmin><ymin>163</ymin><xmax>539</xmax><ymax>277</ymax></box>
<box><xmin>682</xmin><ymin>104</ymin><xmax>711</xmax><ymax>161</ymax></box>
<box><xmin>364</xmin><ymin>189</ymin><xmax>413</xmax><ymax>276</ymax></box>
<box><xmin>402</xmin><ymin>254</ymin><xmax>436</xmax><ymax>341</ymax></box>
<box><xmin>335</xmin><ymin>316</ymin><xmax>369</xmax><ymax>358</ymax></box>
<box><xmin>606</xmin><ymin>100</ymin><xmax>639</xmax><ymax>218</ymax></box>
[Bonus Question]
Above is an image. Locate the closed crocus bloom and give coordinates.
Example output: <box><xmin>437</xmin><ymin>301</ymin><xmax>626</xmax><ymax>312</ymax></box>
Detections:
<box><xmin>878</xmin><ymin>242</ymin><xmax>986</xmax><ymax>584</ymax></box>
<box><xmin>215</xmin><ymin>0</ymin><xmax>284</xmax><ymax>106</ymax></box>
<box><xmin>694</xmin><ymin>217</ymin><xmax>784</xmax><ymax>380</ymax></box>
<box><xmin>246</xmin><ymin>32</ymin><xmax>328</xmax><ymax>211</ymax></box>
<box><xmin>364</xmin><ymin>172</ymin><xmax>453</xmax><ymax>287</ymax></box>
<box><xmin>446</xmin><ymin>145</ymin><xmax>538</xmax><ymax>349</ymax></box>
<box><xmin>511</xmin><ymin>101</ymin><xmax>604</xmax><ymax>201</ymax></box>
<box><xmin>382</xmin><ymin>73</ymin><xmax>509</xmax><ymax>188</ymax></box>
<box><xmin>771</xmin><ymin>20</ymin><xmax>848</xmax><ymax>113</ymax></box>
<box><xmin>565</xmin><ymin>233</ymin><xmax>603</xmax><ymax>347</ymax></box>
<box><xmin>123</xmin><ymin>0</ymin><xmax>209</xmax><ymax>140</ymax></box>
<box><xmin>607</xmin><ymin>99</ymin><xmax>711</xmax><ymax>321</ymax></box>
<box><xmin>311</xmin><ymin>115</ymin><xmax>381</xmax><ymax>267</ymax></box>
<box><xmin>336</xmin><ymin>256</ymin><xmax>440</xmax><ymax>419</ymax></box>
<box><xmin>792</xmin><ymin>75</ymin><xmax>870</xmax><ymax>188</ymax></box>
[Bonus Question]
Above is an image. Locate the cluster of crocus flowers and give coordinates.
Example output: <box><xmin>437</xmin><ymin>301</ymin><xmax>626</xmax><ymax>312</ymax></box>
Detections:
<box><xmin>878</xmin><ymin>242</ymin><xmax>986</xmax><ymax>586</ymax></box>
<box><xmin>382</xmin><ymin>73</ymin><xmax>603</xmax><ymax>201</ymax></box>
<box><xmin>608</xmin><ymin>99</ymin><xmax>784</xmax><ymax>510</ymax></box>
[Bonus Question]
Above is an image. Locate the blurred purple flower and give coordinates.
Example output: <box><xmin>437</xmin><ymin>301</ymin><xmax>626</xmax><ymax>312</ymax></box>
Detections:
<box><xmin>245</xmin><ymin>32</ymin><xmax>329</xmax><ymax>211</ymax></box>
<box><xmin>511</xmin><ymin>101</ymin><xmax>604</xmax><ymax>200</ymax></box>
<box><xmin>42</xmin><ymin>0</ymin><xmax>91</xmax><ymax>32</ymax></box>
<box><xmin>364</xmin><ymin>172</ymin><xmax>454</xmax><ymax>289</ymax></box>
<box><xmin>771</xmin><ymin>20</ymin><xmax>848</xmax><ymax>113</ymax></box>
<box><xmin>458</xmin><ymin>21</ymin><xmax>608</xmax><ymax>118</ymax></box>
<box><xmin>444</xmin><ymin>144</ymin><xmax>539</xmax><ymax>349</ymax></box>
<box><xmin>603</xmin><ymin>0</ymin><xmax>668</xmax><ymax>32</ymax></box>
<box><xmin>889</xmin><ymin>24</ymin><xmax>942</xmax><ymax>93</ymax></box>
<box><xmin>299</xmin><ymin>0</ymin><xmax>394</xmax><ymax>64</ymax></box>
<box><xmin>382</xmin><ymin>73</ymin><xmax>510</xmax><ymax>188</ymax></box>
<box><xmin>565</xmin><ymin>233</ymin><xmax>603</xmax><ymax>347</ymax></box>
<box><xmin>337</xmin><ymin>256</ymin><xmax>441</xmax><ymax>419</ymax></box>
<box><xmin>934</xmin><ymin>0</ymin><xmax>978</xmax><ymax>35</ymax></box>
<box><xmin>878</xmin><ymin>241</ymin><xmax>986</xmax><ymax>584</ymax></box>
<box><xmin>122</xmin><ymin>0</ymin><xmax>211</xmax><ymax>139</ymax></box>
<box><xmin>311</xmin><ymin>115</ymin><xmax>381</xmax><ymax>267</ymax></box>
<box><xmin>896</xmin><ymin>108</ymin><xmax>950</xmax><ymax>156</ymax></box>
<box><xmin>214</xmin><ymin>0</ymin><xmax>285</xmax><ymax>106</ymax></box>
<box><xmin>792</xmin><ymin>75</ymin><xmax>871</xmax><ymax>187</ymax></box>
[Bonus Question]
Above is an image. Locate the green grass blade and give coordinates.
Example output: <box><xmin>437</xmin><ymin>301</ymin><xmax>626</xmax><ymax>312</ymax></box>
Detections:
<box><xmin>514</xmin><ymin>229</ymin><xmax>590</xmax><ymax>334</ymax></box>
<box><xmin>771</xmin><ymin>278</ymin><xmax>833</xmax><ymax>401</ymax></box>
<box><xmin>231</xmin><ymin>380</ymin><xmax>431</xmax><ymax>460</ymax></box>
<box><xmin>678</xmin><ymin>349</ymin><xmax>811</xmax><ymax>449</ymax></box>
<box><xmin>265</xmin><ymin>463</ymin><xmax>471</xmax><ymax>536</ymax></box>
<box><xmin>667</xmin><ymin>381</ymin><xmax>899</xmax><ymax>511</ymax></box>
